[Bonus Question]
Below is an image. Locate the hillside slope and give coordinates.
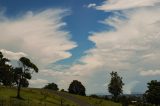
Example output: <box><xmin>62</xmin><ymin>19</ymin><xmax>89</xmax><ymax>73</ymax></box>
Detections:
<box><xmin>0</xmin><ymin>86</ymin><xmax>122</xmax><ymax>106</ymax></box>
<box><xmin>0</xmin><ymin>86</ymin><xmax>76</xmax><ymax>106</ymax></box>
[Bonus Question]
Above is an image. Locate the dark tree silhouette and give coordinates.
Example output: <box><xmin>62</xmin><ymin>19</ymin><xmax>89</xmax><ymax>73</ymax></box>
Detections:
<box><xmin>43</xmin><ymin>83</ymin><xmax>59</xmax><ymax>91</ymax></box>
<box><xmin>68</xmin><ymin>80</ymin><xmax>86</xmax><ymax>96</ymax></box>
<box><xmin>144</xmin><ymin>80</ymin><xmax>160</xmax><ymax>105</ymax></box>
<box><xmin>15</xmin><ymin>57</ymin><xmax>38</xmax><ymax>98</ymax></box>
<box><xmin>108</xmin><ymin>71</ymin><xmax>124</xmax><ymax>102</ymax></box>
<box><xmin>13</xmin><ymin>67</ymin><xmax>30</xmax><ymax>88</ymax></box>
<box><xmin>0</xmin><ymin>52</ymin><xmax>13</xmax><ymax>86</ymax></box>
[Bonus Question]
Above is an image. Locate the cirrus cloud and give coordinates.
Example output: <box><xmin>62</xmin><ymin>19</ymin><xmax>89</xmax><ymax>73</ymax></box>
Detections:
<box><xmin>96</xmin><ymin>0</ymin><xmax>160</xmax><ymax>11</ymax></box>
<box><xmin>0</xmin><ymin>9</ymin><xmax>77</xmax><ymax>68</ymax></box>
<box><xmin>29</xmin><ymin>78</ymin><xmax>49</xmax><ymax>88</ymax></box>
<box><xmin>0</xmin><ymin>49</ymin><xmax>27</xmax><ymax>60</ymax></box>
<box><xmin>140</xmin><ymin>70</ymin><xmax>160</xmax><ymax>76</ymax></box>
<box><xmin>58</xmin><ymin>3</ymin><xmax>160</xmax><ymax>94</ymax></box>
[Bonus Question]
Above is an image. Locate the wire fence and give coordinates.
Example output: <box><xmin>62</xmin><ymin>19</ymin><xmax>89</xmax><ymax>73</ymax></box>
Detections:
<box><xmin>0</xmin><ymin>96</ymin><xmax>70</xmax><ymax>106</ymax></box>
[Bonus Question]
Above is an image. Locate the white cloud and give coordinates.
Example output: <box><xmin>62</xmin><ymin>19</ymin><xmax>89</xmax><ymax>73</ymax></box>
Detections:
<box><xmin>41</xmin><ymin>69</ymin><xmax>81</xmax><ymax>76</ymax></box>
<box><xmin>0</xmin><ymin>9</ymin><xmax>77</xmax><ymax>67</ymax></box>
<box><xmin>124</xmin><ymin>81</ymin><xmax>139</xmax><ymax>94</ymax></box>
<box><xmin>87</xmin><ymin>3</ymin><xmax>96</xmax><ymax>8</ymax></box>
<box><xmin>140</xmin><ymin>70</ymin><xmax>160</xmax><ymax>76</ymax></box>
<box><xmin>26</xmin><ymin>4</ymin><xmax>160</xmax><ymax>94</ymax></box>
<box><xmin>57</xmin><ymin>5</ymin><xmax>160</xmax><ymax>94</ymax></box>
<box><xmin>29</xmin><ymin>78</ymin><xmax>49</xmax><ymax>88</ymax></box>
<box><xmin>96</xmin><ymin>0</ymin><xmax>160</xmax><ymax>11</ymax></box>
<box><xmin>0</xmin><ymin>49</ymin><xmax>27</xmax><ymax>60</ymax></box>
<box><xmin>86</xmin><ymin>8</ymin><xmax>160</xmax><ymax>72</ymax></box>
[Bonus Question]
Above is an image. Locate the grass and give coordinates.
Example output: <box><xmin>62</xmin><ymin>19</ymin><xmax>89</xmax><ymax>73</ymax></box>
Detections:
<box><xmin>60</xmin><ymin>92</ymin><xmax>123</xmax><ymax>106</ymax></box>
<box><xmin>75</xmin><ymin>95</ymin><xmax>122</xmax><ymax>106</ymax></box>
<box><xmin>0</xmin><ymin>86</ymin><xmax>134</xmax><ymax>106</ymax></box>
<box><xmin>0</xmin><ymin>86</ymin><xmax>77</xmax><ymax>106</ymax></box>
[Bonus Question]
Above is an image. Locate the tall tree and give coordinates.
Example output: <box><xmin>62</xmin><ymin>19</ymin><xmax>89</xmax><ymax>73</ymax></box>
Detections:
<box><xmin>144</xmin><ymin>80</ymin><xmax>160</xmax><ymax>106</ymax></box>
<box><xmin>15</xmin><ymin>57</ymin><xmax>38</xmax><ymax>98</ymax></box>
<box><xmin>43</xmin><ymin>83</ymin><xmax>59</xmax><ymax>91</ymax></box>
<box><xmin>0</xmin><ymin>52</ymin><xmax>13</xmax><ymax>86</ymax></box>
<box><xmin>108</xmin><ymin>71</ymin><xmax>124</xmax><ymax>101</ymax></box>
<box><xmin>68</xmin><ymin>80</ymin><xmax>86</xmax><ymax>96</ymax></box>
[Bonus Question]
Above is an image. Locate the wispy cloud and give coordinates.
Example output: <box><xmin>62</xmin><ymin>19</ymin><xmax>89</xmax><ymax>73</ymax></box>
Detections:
<box><xmin>29</xmin><ymin>78</ymin><xmax>49</xmax><ymax>88</ymax></box>
<box><xmin>87</xmin><ymin>3</ymin><xmax>96</xmax><ymax>8</ymax></box>
<box><xmin>0</xmin><ymin>9</ymin><xmax>77</xmax><ymax>68</ymax></box>
<box><xmin>96</xmin><ymin>0</ymin><xmax>160</xmax><ymax>11</ymax></box>
<box><xmin>123</xmin><ymin>81</ymin><xmax>139</xmax><ymax>94</ymax></box>
<box><xmin>140</xmin><ymin>70</ymin><xmax>160</xmax><ymax>76</ymax></box>
<box><xmin>59</xmin><ymin>2</ymin><xmax>160</xmax><ymax>94</ymax></box>
<box><xmin>0</xmin><ymin>49</ymin><xmax>27</xmax><ymax>60</ymax></box>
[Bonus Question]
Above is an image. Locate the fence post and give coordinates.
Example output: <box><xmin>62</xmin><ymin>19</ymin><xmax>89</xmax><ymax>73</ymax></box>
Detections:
<box><xmin>2</xmin><ymin>97</ymin><xmax>3</xmax><ymax>106</ymax></box>
<box><xmin>61</xmin><ymin>98</ymin><xmax>63</xmax><ymax>106</ymax></box>
<box><xmin>27</xmin><ymin>97</ymin><xmax>29</xmax><ymax>106</ymax></box>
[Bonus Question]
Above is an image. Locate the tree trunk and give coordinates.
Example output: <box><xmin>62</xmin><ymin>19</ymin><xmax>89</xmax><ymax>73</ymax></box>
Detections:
<box><xmin>113</xmin><ymin>95</ymin><xmax>118</xmax><ymax>102</ymax></box>
<box><xmin>17</xmin><ymin>79</ymin><xmax>21</xmax><ymax>98</ymax></box>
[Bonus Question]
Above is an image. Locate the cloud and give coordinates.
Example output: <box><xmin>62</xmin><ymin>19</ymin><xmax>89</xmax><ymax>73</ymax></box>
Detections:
<box><xmin>0</xmin><ymin>9</ymin><xmax>77</xmax><ymax>67</ymax></box>
<box><xmin>140</xmin><ymin>70</ymin><xmax>160</xmax><ymax>76</ymax></box>
<box><xmin>123</xmin><ymin>81</ymin><xmax>139</xmax><ymax>94</ymax></box>
<box><xmin>0</xmin><ymin>49</ymin><xmax>27</xmax><ymax>60</ymax></box>
<box><xmin>87</xmin><ymin>3</ymin><xmax>96</xmax><ymax>8</ymax></box>
<box><xmin>23</xmin><ymin>3</ymin><xmax>160</xmax><ymax>94</ymax></box>
<box><xmin>87</xmin><ymin>7</ymin><xmax>160</xmax><ymax>72</ymax></box>
<box><xmin>41</xmin><ymin>69</ymin><xmax>81</xmax><ymax>76</ymax></box>
<box><xmin>96</xmin><ymin>0</ymin><xmax>160</xmax><ymax>11</ymax></box>
<box><xmin>29</xmin><ymin>78</ymin><xmax>49</xmax><ymax>88</ymax></box>
<box><xmin>57</xmin><ymin>4</ymin><xmax>160</xmax><ymax>94</ymax></box>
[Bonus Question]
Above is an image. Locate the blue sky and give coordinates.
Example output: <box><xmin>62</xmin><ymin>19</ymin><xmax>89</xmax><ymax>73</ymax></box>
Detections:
<box><xmin>0</xmin><ymin>0</ymin><xmax>160</xmax><ymax>94</ymax></box>
<box><xmin>0</xmin><ymin>0</ymin><xmax>108</xmax><ymax>64</ymax></box>
<box><xmin>0</xmin><ymin>0</ymin><xmax>114</xmax><ymax>68</ymax></box>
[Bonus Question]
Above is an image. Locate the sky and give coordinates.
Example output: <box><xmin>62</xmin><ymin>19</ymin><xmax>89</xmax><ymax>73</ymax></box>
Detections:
<box><xmin>0</xmin><ymin>0</ymin><xmax>160</xmax><ymax>94</ymax></box>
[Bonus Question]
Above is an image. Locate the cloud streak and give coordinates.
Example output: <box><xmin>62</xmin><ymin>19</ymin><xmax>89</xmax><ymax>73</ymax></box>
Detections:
<box><xmin>59</xmin><ymin>3</ymin><xmax>160</xmax><ymax>94</ymax></box>
<box><xmin>140</xmin><ymin>70</ymin><xmax>160</xmax><ymax>76</ymax></box>
<box><xmin>96</xmin><ymin>0</ymin><xmax>160</xmax><ymax>11</ymax></box>
<box><xmin>0</xmin><ymin>49</ymin><xmax>27</xmax><ymax>60</ymax></box>
<box><xmin>29</xmin><ymin>78</ymin><xmax>49</xmax><ymax>88</ymax></box>
<box><xmin>0</xmin><ymin>9</ymin><xmax>77</xmax><ymax>68</ymax></box>
<box><xmin>87</xmin><ymin>3</ymin><xmax>96</xmax><ymax>8</ymax></box>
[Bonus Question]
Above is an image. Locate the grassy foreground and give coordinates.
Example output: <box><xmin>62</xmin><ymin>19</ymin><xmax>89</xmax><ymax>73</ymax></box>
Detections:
<box><xmin>76</xmin><ymin>95</ymin><xmax>121</xmax><ymax>106</ymax></box>
<box><xmin>0</xmin><ymin>86</ymin><xmax>76</xmax><ymax>106</ymax></box>
<box><xmin>61</xmin><ymin>93</ymin><xmax>121</xmax><ymax>106</ymax></box>
<box><xmin>0</xmin><ymin>86</ymin><xmax>125</xmax><ymax>106</ymax></box>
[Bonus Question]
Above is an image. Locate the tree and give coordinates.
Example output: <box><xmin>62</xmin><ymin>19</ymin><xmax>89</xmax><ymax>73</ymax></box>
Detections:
<box><xmin>68</xmin><ymin>80</ymin><xmax>86</xmax><ymax>96</ymax></box>
<box><xmin>0</xmin><ymin>52</ymin><xmax>14</xmax><ymax>86</ymax></box>
<box><xmin>144</xmin><ymin>80</ymin><xmax>160</xmax><ymax>105</ymax></box>
<box><xmin>15</xmin><ymin>57</ymin><xmax>38</xmax><ymax>98</ymax></box>
<box><xmin>108</xmin><ymin>71</ymin><xmax>124</xmax><ymax>102</ymax></box>
<box><xmin>43</xmin><ymin>83</ymin><xmax>59</xmax><ymax>91</ymax></box>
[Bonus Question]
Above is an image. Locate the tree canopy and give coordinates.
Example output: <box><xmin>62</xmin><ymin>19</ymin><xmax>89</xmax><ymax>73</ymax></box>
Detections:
<box><xmin>144</xmin><ymin>80</ymin><xmax>160</xmax><ymax>105</ymax></box>
<box><xmin>43</xmin><ymin>83</ymin><xmax>59</xmax><ymax>91</ymax></box>
<box><xmin>108</xmin><ymin>71</ymin><xmax>124</xmax><ymax>101</ymax></box>
<box><xmin>68</xmin><ymin>80</ymin><xmax>86</xmax><ymax>96</ymax></box>
<box><xmin>0</xmin><ymin>52</ymin><xmax>13</xmax><ymax>86</ymax></box>
<box><xmin>16</xmin><ymin>57</ymin><xmax>38</xmax><ymax>98</ymax></box>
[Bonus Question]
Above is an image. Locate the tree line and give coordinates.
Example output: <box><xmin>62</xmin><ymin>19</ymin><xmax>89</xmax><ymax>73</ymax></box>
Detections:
<box><xmin>0</xmin><ymin>52</ymin><xmax>38</xmax><ymax>99</ymax></box>
<box><xmin>0</xmin><ymin>51</ymin><xmax>160</xmax><ymax>105</ymax></box>
<box><xmin>43</xmin><ymin>71</ymin><xmax>160</xmax><ymax>106</ymax></box>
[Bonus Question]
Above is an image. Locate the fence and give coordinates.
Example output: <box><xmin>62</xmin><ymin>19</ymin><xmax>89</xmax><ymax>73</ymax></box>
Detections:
<box><xmin>0</xmin><ymin>96</ymin><xmax>68</xmax><ymax>106</ymax></box>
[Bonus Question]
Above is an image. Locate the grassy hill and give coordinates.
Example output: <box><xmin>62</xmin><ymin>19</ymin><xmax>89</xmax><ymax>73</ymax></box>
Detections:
<box><xmin>60</xmin><ymin>92</ymin><xmax>123</xmax><ymax>106</ymax></box>
<box><xmin>0</xmin><ymin>86</ymin><xmax>76</xmax><ymax>106</ymax></box>
<box><xmin>0</xmin><ymin>86</ymin><xmax>123</xmax><ymax>106</ymax></box>
<box><xmin>75</xmin><ymin>95</ymin><xmax>122</xmax><ymax>106</ymax></box>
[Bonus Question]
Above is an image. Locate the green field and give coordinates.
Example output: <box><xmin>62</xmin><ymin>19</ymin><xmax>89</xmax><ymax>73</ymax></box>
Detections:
<box><xmin>75</xmin><ymin>95</ymin><xmax>121</xmax><ymax>106</ymax></box>
<box><xmin>0</xmin><ymin>86</ymin><xmax>124</xmax><ymax>106</ymax></box>
<box><xmin>0</xmin><ymin>86</ymin><xmax>76</xmax><ymax>106</ymax></box>
<box><xmin>58</xmin><ymin>92</ymin><xmax>122</xmax><ymax>106</ymax></box>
